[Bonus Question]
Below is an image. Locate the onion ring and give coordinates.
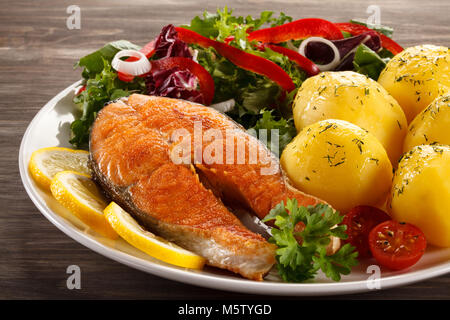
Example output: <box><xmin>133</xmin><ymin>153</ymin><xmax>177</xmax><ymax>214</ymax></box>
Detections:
<box><xmin>111</xmin><ymin>50</ymin><xmax>152</xmax><ymax>76</ymax></box>
<box><xmin>298</xmin><ymin>37</ymin><xmax>341</xmax><ymax>71</ymax></box>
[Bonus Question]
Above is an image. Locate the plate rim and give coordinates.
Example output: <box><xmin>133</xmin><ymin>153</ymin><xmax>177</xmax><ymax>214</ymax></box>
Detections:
<box><xmin>18</xmin><ymin>81</ymin><xmax>450</xmax><ymax>296</ymax></box>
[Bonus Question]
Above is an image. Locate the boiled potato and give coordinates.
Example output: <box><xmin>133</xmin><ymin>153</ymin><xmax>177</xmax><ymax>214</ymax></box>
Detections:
<box><xmin>403</xmin><ymin>94</ymin><xmax>450</xmax><ymax>152</ymax></box>
<box><xmin>388</xmin><ymin>144</ymin><xmax>450</xmax><ymax>247</ymax></box>
<box><xmin>281</xmin><ymin>119</ymin><xmax>393</xmax><ymax>213</ymax></box>
<box><xmin>293</xmin><ymin>71</ymin><xmax>407</xmax><ymax>165</ymax></box>
<box><xmin>378</xmin><ymin>45</ymin><xmax>450</xmax><ymax>123</ymax></box>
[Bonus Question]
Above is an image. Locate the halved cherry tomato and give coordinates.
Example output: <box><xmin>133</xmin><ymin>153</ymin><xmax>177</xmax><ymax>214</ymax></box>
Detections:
<box><xmin>369</xmin><ymin>221</ymin><xmax>427</xmax><ymax>270</ymax></box>
<box><xmin>342</xmin><ymin>206</ymin><xmax>391</xmax><ymax>258</ymax></box>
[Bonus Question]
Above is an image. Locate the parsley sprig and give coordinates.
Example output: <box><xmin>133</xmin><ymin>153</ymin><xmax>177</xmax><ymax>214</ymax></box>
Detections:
<box><xmin>263</xmin><ymin>200</ymin><xmax>358</xmax><ymax>282</ymax></box>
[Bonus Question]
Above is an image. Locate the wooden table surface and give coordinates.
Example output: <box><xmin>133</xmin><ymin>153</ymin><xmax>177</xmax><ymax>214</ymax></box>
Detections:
<box><xmin>1</xmin><ymin>0</ymin><xmax>449</xmax><ymax>300</ymax></box>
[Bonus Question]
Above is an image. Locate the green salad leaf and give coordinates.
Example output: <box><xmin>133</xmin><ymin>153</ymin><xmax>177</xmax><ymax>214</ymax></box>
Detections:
<box><xmin>184</xmin><ymin>8</ymin><xmax>305</xmax><ymax>133</ymax></box>
<box><xmin>248</xmin><ymin>109</ymin><xmax>297</xmax><ymax>155</ymax></box>
<box><xmin>70</xmin><ymin>58</ymin><xmax>145</xmax><ymax>148</ymax></box>
<box><xmin>353</xmin><ymin>43</ymin><xmax>389</xmax><ymax>80</ymax></box>
<box><xmin>263</xmin><ymin>199</ymin><xmax>359</xmax><ymax>282</ymax></box>
<box><xmin>76</xmin><ymin>40</ymin><xmax>141</xmax><ymax>79</ymax></box>
<box><xmin>194</xmin><ymin>45</ymin><xmax>280</xmax><ymax>113</ymax></box>
<box><xmin>182</xmin><ymin>7</ymin><xmax>291</xmax><ymax>39</ymax></box>
<box><xmin>183</xmin><ymin>11</ymin><xmax>222</xmax><ymax>39</ymax></box>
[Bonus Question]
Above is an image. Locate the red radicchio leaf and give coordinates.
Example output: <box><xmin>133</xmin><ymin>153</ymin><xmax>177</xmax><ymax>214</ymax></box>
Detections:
<box><xmin>334</xmin><ymin>31</ymin><xmax>381</xmax><ymax>70</ymax></box>
<box><xmin>145</xmin><ymin>67</ymin><xmax>205</xmax><ymax>104</ymax></box>
<box><xmin>154</xmin><ymin>24</ymin><xmax>192</xmax><ymax>59</ymax></box>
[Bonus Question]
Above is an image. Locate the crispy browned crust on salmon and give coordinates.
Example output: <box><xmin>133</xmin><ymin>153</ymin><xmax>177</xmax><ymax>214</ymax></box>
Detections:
<box><xmin>90</xmin><ymin>98</ymin><xmax>276</xmax><ymax>280</ymax></box>
<box><xmin>126</xmin><ymin>94</ymin><xmax>324</xmax><ymax>218</ymax></box>
<box><xmin>90</xmin><ymin>94</ymin><xmax>329</xmax><ymax>280</ymax></box>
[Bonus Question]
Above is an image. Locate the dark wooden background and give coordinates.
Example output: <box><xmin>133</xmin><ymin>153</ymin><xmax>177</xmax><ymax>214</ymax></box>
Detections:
<box><xmin>1</xmin><ymin>0</ymin><xmax>449</xmax><ymax>299</ymax></box>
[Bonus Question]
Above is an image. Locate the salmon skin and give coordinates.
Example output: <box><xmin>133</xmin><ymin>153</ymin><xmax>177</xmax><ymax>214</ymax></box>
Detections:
<box><xmin>90</xmin><ymin>94</ymin><xmax>324</xmax><ymax>280</ymax></box>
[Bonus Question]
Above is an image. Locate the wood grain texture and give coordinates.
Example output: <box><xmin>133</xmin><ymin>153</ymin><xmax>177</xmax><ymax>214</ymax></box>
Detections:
<box><xmin>0</xmin><ymin>0</ymin><xmax>449</xmax><ymax>299</ymax></box>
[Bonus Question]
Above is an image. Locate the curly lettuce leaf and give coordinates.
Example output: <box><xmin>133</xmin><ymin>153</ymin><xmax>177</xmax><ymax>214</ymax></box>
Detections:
<box><xmin>71</xmin><ymin>58</ymin><xmax>145</xmax><ymax>148</ymax></box>
<box><xmin>185</xmin><ymin>8</ymin><xmax>305</xmax><ymax>128</ymax></box>
<box><xmin>194</xmin><ymin>45</ymin><xmax>281</xmax><ymax>115</ymax></box>
<box><xmin>182</xmin><ymin>7</ymin><xmax>291</xmax><ymax>39</ymax></box>
<box><xmin>248</xmin><ymin>109</ymin><xmax>296</xmax><ymax>154</ymax></box>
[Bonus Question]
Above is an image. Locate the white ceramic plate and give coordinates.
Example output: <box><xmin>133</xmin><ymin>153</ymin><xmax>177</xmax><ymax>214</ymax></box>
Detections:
<box><xmin>19</xmin><ymin>81</ymin><xmax>450</xmax><ymax>296</ymax></box>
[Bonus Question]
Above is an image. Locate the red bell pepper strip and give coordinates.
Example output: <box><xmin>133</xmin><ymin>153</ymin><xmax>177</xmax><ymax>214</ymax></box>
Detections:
<box><xmin>175</xmin><ymin>27</ymin><xmax>216</xmax><ymax>47</ymax></box>
<box><xmin>247</xmin><ymin>18</ymin><xmax>344</xmax><ymax>43</ymax></box>
<box><xmin>140</xmin><ymin>39</ymin><xmax>157</xmax><ymax>58</ymax></box>
<box><xmin>264</xmin><ymin>44</ymin><xmax>320</xmax><ymax>77</ymax></box>
<box><xmin>335</xmin><ymin>22</ymin><xmax>403</xmax><ymax>55</ymax></box>
<box><xmin>117</xmin><ymin>39</ymin><xmax>157</xmax><ymax>82</ymax></box>
<box><xmin>151</xmin><ymin>57</ymin><xmax>215</xmax><ymax>105</ymax></box>
<box><xmin>224</xmin><ymin>35</ymin><xmax>235</xmax><ymax>45</ymax></box>
<box><xmin>175</xmin><ymin>27</ymin><xmax>296</xmax><ymax>92</ymax></box>
<box><xmin>117</xmin><ymin>72</ymin><xmax>136</xmax><ymax>82</ymax></box>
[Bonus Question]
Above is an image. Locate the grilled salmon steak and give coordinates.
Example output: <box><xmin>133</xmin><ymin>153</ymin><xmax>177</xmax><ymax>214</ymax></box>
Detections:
<box><xmin>90</xmin><ymin>94</ymin><xmax>324</xmax><ymax>280</ymax></box>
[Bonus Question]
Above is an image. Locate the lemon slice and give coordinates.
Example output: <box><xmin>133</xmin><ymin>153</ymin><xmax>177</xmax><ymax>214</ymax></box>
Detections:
<box><xmin>50</xmin><ymin>171</ymin><xmax>118</xmax><ymax>239</ymax></box>
<box><xmin>104</xmin><ymin>202</ymin><xmax>206</xmax><ymax>269</ymax></box>
<box><xmin>29</xmin><ymin>147</ymin><xmax>90</xmax><ymax>190</ymax></box>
